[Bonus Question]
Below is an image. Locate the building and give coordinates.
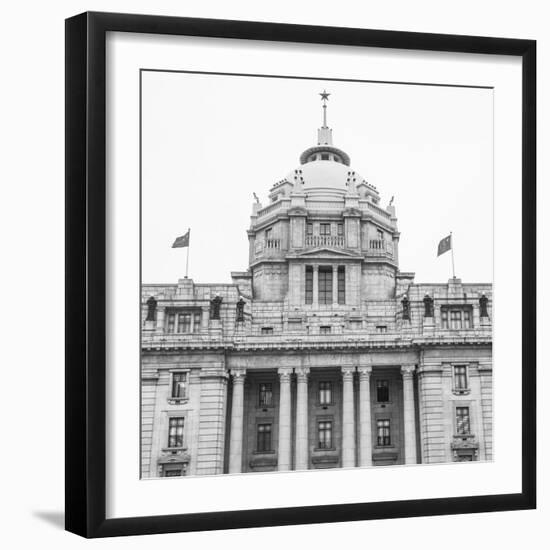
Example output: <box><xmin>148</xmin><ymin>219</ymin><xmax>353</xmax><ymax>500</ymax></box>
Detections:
<box><xmin>141</xmin><ymin>94</ymin><xmax>492</xmax><ymax>478</ymax></box>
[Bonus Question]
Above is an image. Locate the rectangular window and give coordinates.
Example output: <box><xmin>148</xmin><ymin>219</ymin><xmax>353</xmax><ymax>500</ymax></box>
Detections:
<box><xmin>337</xmin><ymin>266</ymin><xmax>345</xmax><ymax>304</ymax></box>
<box><xmin>319</xmin><ymin>381</ymin><xmax>332</xmax><ymax>405</ymax></box>
<box><xmin>456</xmin><ymin>407</ymin><xmax>471</xmax><ymax>435</ymax></box>
<box><xmin>305</xmin><ymin>266</ymin><xmax>313</xmax><ymax>304</ymax></box>
<box><xmin>442</xmin><ymin>307</ymin><xmax>473</xmax><ymax>330</ymax></box>
<box><xmin>261</xmin><ymin>327</ymin><xmax>273</xmax><ymax>335</ymax></box>
<box><xmin>376</xmin><ymin>380</ymin><xmax>390</xmax><ymax>402</ymax></box>
<box><xmin>172</xmin><ymin>373</ymin><xmax>187</xmax><ymax>398</ymax></box>
<box><xmin>259</xmin><ymin>383</ymin><xmax>273</xmax><ymax>407</ymax></box>
<box><xmin>167</xmin><ymin>312</ymin><xmax>176</xmax><ymax>333</ymax></box>
<box><xmin>377</xmin><ymin>419</ymin><xmax>391</xmax><ymax>446</ymax></box>
<box><xmin>177</xmin><ymin>312</ymin><xmax>191</xmax><ymax>333</ymax></box>
<box><xmin>306</xmin><ymin>223</ymin><xmax>313</xmax><ymax>235</ymax></box>
<box><xmin>318</xmin><ymin>420</ymin><xmax>333</xmax><ymax>449</ymax></box>
<box><xmin>163</xmin><ymin>468</ymin><xmax>183</xmax><ymax>477</ymax></box>
<box><xmin>321</xmin><ymin>153</ymin><xmax>330</xmax><ymax>160</ymax></box>
<box><xmin>168</xmin><ymin>417</ymin><xmax>184</xmax><ymax>448</ymax></box>
<box><xmin>320</xmin><ymin>223</ymin><xmax>331</xmax><ymax>235</ymax></box>
<box><xmin>257</xmin><ymin>424</ymin><xmax>272</xmax><ymax>452</ymax></box>
<box><xmin>441</xmin><ymin>309</ymin><xmax>448</xmax><ymax>329</ymax></box>
<box><xmin>454</xmin><ymin>366</ymin><xmax>468</xmax><ymax>390</ymax></box>
<box><xmin>337</xmin><ymin>223</ymin><xmax>344</xmax><ymax>236</ymax></box>
<box><xmin>318</xmin><ymin>266</ymin><xmax>333</xmax><ymax>304</ymax></box>
<box><xmin>166</xmin><ymin>310</ymin><xmax>201</xmax><ymax>333</ymax></box>
<box><xmin>377</xmin><ymin>229</ymin><xmax>384</xmax><ymax>240</ymax></box>
<box><xmin>319</xmin><ymin>325</ymin><xmax>331</xmax><ymax>335</ymax></box>
<box><xmin>450</xmin><ymin>310</ymin><xmax>462</xmax><ymax>330</ymax></box>
<box><xmin>265</xmin><ymin>228</ymin><xmax>272</xmax><ymax>240</ymax></box>
<box><xmin>376</xmin><ymin>325</ymin><xmax>387</xmax><ymax>333</ymax></box>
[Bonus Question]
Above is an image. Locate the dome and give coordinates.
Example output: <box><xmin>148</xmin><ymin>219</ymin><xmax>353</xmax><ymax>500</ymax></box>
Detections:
<box><xmin>287</xmin><ymin>161</ymin><xmax>365</xmax><ymax>195</ymax></box>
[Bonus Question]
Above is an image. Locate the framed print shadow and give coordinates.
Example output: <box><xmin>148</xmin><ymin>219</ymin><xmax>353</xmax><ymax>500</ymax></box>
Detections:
<box><xmin>65</xmin><ymin>11</ymin><xmax>536</xmax><ymax>538</ymax></box>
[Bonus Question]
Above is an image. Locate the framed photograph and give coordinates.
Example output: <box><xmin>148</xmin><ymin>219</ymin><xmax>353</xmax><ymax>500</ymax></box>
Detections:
<box><xmin>65</xmin><ymin>11</ymin><xmax>536</xmax><ymax>538</ymax></box>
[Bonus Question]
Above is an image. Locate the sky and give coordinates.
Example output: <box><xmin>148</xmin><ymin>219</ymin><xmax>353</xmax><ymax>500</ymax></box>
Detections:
<box><xmin>141</xmin><ymin>70</ymin><xmax>493</xmax><ymax>285</ymax></box>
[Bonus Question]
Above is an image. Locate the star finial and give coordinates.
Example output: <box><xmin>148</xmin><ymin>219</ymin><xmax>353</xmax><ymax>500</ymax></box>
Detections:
<box><xmin>319</xmin><ymin>90</ymin><xmax>330</xmax><ymax>127</ymax></box>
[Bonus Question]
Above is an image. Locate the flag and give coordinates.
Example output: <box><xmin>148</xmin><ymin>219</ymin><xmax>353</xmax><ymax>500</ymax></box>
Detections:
<box><xmin>172</xmin><ymin>230</ymin><xmax>190</xmax><ymax>248</ymax></box>
<box><xmin>437</xmin><ymin>234</ymin><xmax>452</xmax><ymax>257</ymax></box>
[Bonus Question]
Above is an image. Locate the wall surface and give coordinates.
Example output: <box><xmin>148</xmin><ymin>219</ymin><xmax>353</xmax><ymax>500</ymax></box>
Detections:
<box><xmin>0</xmin><ymin>0</ymin><xmax>547</xmax><ymax>548</ymax></box>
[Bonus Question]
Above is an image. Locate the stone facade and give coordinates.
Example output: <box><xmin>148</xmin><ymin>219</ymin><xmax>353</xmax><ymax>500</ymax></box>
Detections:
<box><xmin>141</xmin><ymin>105</ymin><xmax>492</xmax><ymax>478</ymax></box>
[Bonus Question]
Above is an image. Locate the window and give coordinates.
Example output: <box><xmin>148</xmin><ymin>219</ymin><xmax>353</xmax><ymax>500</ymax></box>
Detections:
<box><xmin>456</xmin><ymin>407</ymin><xmax>471</xmax><ymax>435</ymax></box>
<box><xmin>441</xmin><ymin>307</ymin><xmax>473</xmax><ymax>329</ymax></box>
<box><xmin>377</xmin><ymin>419</ymin><xmax>391</xmax><ymax>446</ymax></box>
<box><xmin>454</xmin><ymin>366</ymin><xmax>468</xmax><ymax>391</ymax></box>
<box><xmin>337</xmin><ymin>223</ymin><xmax>344</xmax><ymax>236</ymax></box>
<box><xmin>261</xmin><ymin>327</ymin><xmax>273</xmax><ymax>335</ymax></box>
<box><xmin>320</xmin><ymin>223</ymin><xmax>331</xmax><ymax>235</ymax></box>
<box><xmin>318</xmin><ymin>420</ymin><xmax>333</xmax><ymax>449</ymax></box>
<box><xmin>319</xmin><ymin>381</ymin><xmax>332</xmax><ymax>405</ymax></box>
<box><xmin>259</xmin><ymin>383</ymin><xmax>273</xmax><ymax>407</ymax></box>
<box><xmin>306</xmin><ymin>223</ymin><xmax>313</xmax><ymax>235</ymax></box>
<box><xmin>257</xmin><ymin>424</ymin><xmax>272</xmax><ymax>452</ymax></box>
<box><xmin>163</xmin><ymin>468</ymin><xmax>183</xmax><ymax>477</ymax></box>
<box><xmin>337</xmin><ymin>266</ymin><xmax>345</xmax><ymax>304</ymax></box>
<box><xmin>320</xmin><ymin>326</ymin><xmax>331</xmax><ymax>335</ymax></box>
<box><xmin>168</xmin><ymin>417</ymin><xmax>184</xmax><ymax>448</ymax></box>
<box><xmin>305</xmin><ymin>266</ymin><xmax>313</xmax><ymax>304</ymax></box>
<box><xmin>265</xmin><ymin>228</ymin><xmax>272</xmax><ymax>240</ymax></box>
<box><xmin>377</xmin><ymin>229</ymin><xmax>383</xmax><ymax>240</ymax></box>
<box><xmin>318</xmin><ymin>266</ymin><xmax>333</xmax><ymax>304</ymax></box>
<box><xmin>166</xmin><ymin>310</ymin><xmax>201</xmax><ymax>333</ymax></box>
<box><xmin>321</xmin><ymin>153</ymin><xmax>329</xmax><ymax>160</ymax></box>
<box><xmin>171</xmin><ymin>373</ymin><xmax>187</xmax><ymax>399</ymax></box>
<box><xmin>376</xmin><ymin>325</ymin><xmax>387</xmax><ymax>333</ymax></box>
<box><xmin>376</xmin><ymin>380</ymin><xmax>390</xmax><ymax>402</ymax></box>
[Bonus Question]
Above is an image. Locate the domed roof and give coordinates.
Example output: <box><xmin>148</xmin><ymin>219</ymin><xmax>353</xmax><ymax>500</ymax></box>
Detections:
<box><xmin>287</xmin><ymin>161</ymin><xmax>364</xmax><ymax>194</ymax></box>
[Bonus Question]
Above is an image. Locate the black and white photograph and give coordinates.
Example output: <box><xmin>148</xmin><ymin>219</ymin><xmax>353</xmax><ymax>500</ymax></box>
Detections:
<box><xmin>140</xmin><ymin>71</ymin><xmax>493</xmax><ymax>479</ymax></box>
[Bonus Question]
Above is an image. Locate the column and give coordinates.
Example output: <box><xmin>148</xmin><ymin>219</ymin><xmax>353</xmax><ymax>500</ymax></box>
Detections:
<box><xmin>332</xmin><ymin>265</ymin><xmax>339</xmax><ymax>305</ymax></box>
<box><xmin>228</xmin><ymin>368</ymin><xmax>246</xmax><ymax>473</ymax></box>
<box><xmin>277</xmin><ymin>367</ymin><xmax>293</xmax><ymax>471</ymax></box>
<box><xmin>341</xmin><ymin>366</ymin><xmax>356</xmax><ymax>467</ymax></box>
<box><xmin>295</xmin><ymin>366</ymin><xmax>310</xmax><ymax>470</ymax></box>
<box><xmin>358</xmin><ymin>366</ymin><xmax>373</xmax><ymax>467</ymax></box>
<box><xmin>401</xmin><ymin>365</ymin><xmax>417</xmax><ymax>464</ymax></box>
<box><xmin>312</xmin><ymin>265</ymin><xmax>319</xmax><ymax>307</ymax></box>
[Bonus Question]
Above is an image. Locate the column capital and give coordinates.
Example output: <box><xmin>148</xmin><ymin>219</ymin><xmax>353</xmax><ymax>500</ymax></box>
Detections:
<box><xmin>312</xmin><ymin>264</ymin><xmax>319</xmax><ymax>272</ymax></box>
<box><xmin>295</xmin><ymin>366</ymin><xmax>310</xmax><ymax>381</ymax></box>
<box><xmin>401</xmin><ymin>364</ymin><xmax>416</xmax><ymax>378</ymax></box>
<box><xmin>341</xmin><ymin>366</ymin><xmax>356</xmax><ymax>380</ymax></box>
<box><xmin>332</xmin><ymin>264</ymin><xmax>338</xmax><ymax>272</ymax></box>
<box><xmin>278</xmin><ymin>367</ymin><xmax>293</xmax><ymax>382</ymax></box>
<box><xmin>358</xmin><ymin>365</ymin><xmax>373</xmax><ymax>379</ymax></box>
<box><xmin>230</xmin><ymin>367</ymin><xmax>247</xmax><ymax>383</ymax></box>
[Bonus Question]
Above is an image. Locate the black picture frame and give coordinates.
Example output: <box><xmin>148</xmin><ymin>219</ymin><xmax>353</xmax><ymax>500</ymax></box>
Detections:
<box><xmin>65</xmin><ymin>11</ymin><xmax>536</xmax><ymax>538</ymax></box>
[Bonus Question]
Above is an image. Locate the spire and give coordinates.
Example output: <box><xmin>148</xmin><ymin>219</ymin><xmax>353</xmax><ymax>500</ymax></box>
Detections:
<box><xmin>317</xmin><ymin>90</ymin><xmax>333</xmax><ymax>146</ymax></box>
<box><xmin>320</xmin><ymin>90</ymin><xmax>330</xmax><ymax>127</ymax></box>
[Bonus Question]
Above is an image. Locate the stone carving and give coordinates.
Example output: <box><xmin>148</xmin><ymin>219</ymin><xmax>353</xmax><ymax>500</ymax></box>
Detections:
<box><xmin>236</xmin><ymin>297</ymin><xmax>245</xmax><ymax>322</ymax></box>
<box><xmin>479</xmin><ymin>294</ymin><xmax>489</xmax><ymax>317</ymax></box>
<box><xmin>210</xmin><ymin>294</ymin><xmax>223</xmax><ymax>320</ymax></box>
<box><xmin>402</xmin><ymin>294</ymin><xmax>410</xmax><ymax>320</ymax></box>
<box><xmin>423</xmin><ymin>294</ymin><xmax>434</xmax><ymax>317</ymax></box>
<box><xmin>145</xmin><ymin>296</ymin><xmax>157</xmax><ymax>321</ymax></box>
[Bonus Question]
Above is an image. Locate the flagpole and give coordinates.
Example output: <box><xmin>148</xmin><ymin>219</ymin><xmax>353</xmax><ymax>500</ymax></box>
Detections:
<box><xmin>185</xmin><ymin>228</ymin><xmax>190</xmax><ymax>278</ymax></box>
<box><xmin>450</xmin><ymin>231</ymin><xmax>456</xmax><ymax>279</ymax></box>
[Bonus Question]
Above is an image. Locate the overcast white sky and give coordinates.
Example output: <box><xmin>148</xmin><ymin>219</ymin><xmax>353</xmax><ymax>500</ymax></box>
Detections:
<box><xmin>141</xmin><ymin>71</ymin><xmax>493</xmax><ymax>285</ymax></box>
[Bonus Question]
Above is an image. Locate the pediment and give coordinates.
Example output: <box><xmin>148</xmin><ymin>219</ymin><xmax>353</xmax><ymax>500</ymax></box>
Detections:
<box><xmin>292</xmin><ymin>247</ymin><xmax>361</xmax><ymax>259</ymax></box>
